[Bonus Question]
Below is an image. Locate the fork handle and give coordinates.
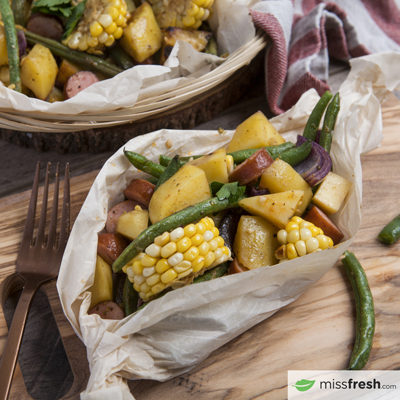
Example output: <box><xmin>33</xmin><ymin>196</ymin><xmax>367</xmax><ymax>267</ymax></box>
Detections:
<box><xmin>0</xmin><ymin>279</ymin><xmax>41</xmax><ymax>400</ymax></box>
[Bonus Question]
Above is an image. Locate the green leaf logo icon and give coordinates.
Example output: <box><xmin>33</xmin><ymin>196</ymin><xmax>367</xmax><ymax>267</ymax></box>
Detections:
<box><xmin>292</xmin><ymin>379</ymin><xmax>316</xmax><ymax>392</ymax></box>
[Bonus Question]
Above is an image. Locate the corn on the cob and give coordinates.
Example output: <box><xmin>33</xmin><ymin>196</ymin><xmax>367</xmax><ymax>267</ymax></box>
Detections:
<box><xmin>275</xmin><ymin>216</ymin><xmax>334</xmax><ymax>262</ymax></box>
<box><xmin>123</xmin><ymin>216</ymin><xmax>231</xmax><ymax>301</ymax></box>
<box><xmin>62</xmin><ymin>0</ymin><xmax>130</xmax><ymax>54</ymax></box>
<box><xmin>147</xmin><ymin>0</ymin><xmax>214</xmax><ymax>30</ymax></box>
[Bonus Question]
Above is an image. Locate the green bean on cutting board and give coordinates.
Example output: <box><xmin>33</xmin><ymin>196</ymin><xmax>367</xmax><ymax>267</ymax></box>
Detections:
<box><xmin>303</xmin><ymin>91</ymin><xmax>333</xmax><ymax>141</ymax></box>
<box><xmin>0</xmin><ymin>0</ymin><xmax>21</xmax><ymax>92</ymax></box>
<box><xmin>342</xmin><ymin>251</ymin><xmax>375</xmax><ymax>370</ymax></box>
<box><xmin>319</xmin><ymin>92</ymin><xmax>340</xmax><ymax>154</ymax></box>
<box><xmin>377</xmin><ymin>214</ymin><xmax>400</xmax><ymax>245</ymax></box>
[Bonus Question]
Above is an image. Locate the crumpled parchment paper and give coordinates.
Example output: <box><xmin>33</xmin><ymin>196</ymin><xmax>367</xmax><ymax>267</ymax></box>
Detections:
<box><xmin>57</xmin><ymin>51</ymin><xmax>400</xmax><ymax>399</ymax></box>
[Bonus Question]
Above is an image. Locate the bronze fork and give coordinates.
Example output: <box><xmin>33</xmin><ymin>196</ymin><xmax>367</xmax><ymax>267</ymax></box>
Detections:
<box><xmin>0</xmin><ymin>162</ymin><xmax>70</xmax><ymax>400</ymax></box>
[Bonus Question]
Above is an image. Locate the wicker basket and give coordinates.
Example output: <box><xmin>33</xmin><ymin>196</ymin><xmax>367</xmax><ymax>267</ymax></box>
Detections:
<box><xmin>0</xmin><ymin>33</ymin><xmax>267</xmax><ymax>134</ymax></box>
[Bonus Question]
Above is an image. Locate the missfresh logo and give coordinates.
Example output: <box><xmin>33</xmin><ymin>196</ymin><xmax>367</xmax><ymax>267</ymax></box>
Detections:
<box><xmin>292</xmin><ymin>379</ymin><xmax>316</xmax><ymax>392</ymax></box>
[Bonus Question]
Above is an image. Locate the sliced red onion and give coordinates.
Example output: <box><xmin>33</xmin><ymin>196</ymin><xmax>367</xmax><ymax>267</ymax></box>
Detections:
<box><xmin>294</xmin><ymin>135</ymin><xmax>332</xmax><ymax>187</ymax></box>
<box><xmin>17</xmin><ymin>31</ymin><xmax>27</xmax><ymax>58</ymax></box>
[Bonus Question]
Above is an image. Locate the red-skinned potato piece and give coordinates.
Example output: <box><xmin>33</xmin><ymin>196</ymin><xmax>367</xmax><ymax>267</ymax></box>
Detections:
<box><xmin>229</xmin><ymin>148</ymin><xmax>274</xmax><ymax>185</ymax></box>
<box><xmin>97</xmin><ymin>233</ymin><xmax>129</xmax><ymax>266</ymax></box>
<box><xmin>106</xmin><ymin>199</ymin><xmax>145</xmax><ymax>233</ymax></box>
<box><xmin>88</xmin><ymin>300</ymin><xmax>125</xmax><ymax>319</ymax></box>
<box><xmin>304</xmin><ymin>205</ymin><xmax>344</xmax><ymax>245</ymax></box>
<box><xmin>228</xmin><ymin>258</ymin><xmax>249</xmax><ymax>274</ymax></box>
<box><xmin>64</xmin><ymin>71</ymin><xmax>100</xmax><ymax>99</ymax></box>
<box><xmin>123</xmin><ymin>179</ymin><xmax>155</xmax><ymax>208</ymax></box>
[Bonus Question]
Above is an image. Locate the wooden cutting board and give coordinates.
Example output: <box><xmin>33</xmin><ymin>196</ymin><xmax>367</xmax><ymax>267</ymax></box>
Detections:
<box><xmin>0</xmin><ymin>95</ymin><xmax>400</xmax><ymax>400</ymax></box>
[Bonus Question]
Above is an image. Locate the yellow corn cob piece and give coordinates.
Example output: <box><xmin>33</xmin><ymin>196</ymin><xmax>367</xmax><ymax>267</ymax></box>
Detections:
<box><xmin>125</xmin><ymin>216</ymin><xmax>231</xmax><ymax>301</ymax></box>
<box><xmin>275</xmin><ymin>216</ymin><xmax>333</xmax><ymax>260</ymax></box>
<box><xmin>62</xmin><ymin>0</ymin><xmax>130</xmax><ymax>54</ymax></box>
<box><xmin>147</xmin><ymin>0</ymin><xmax>214</xmax><ymax>29</ymax></box>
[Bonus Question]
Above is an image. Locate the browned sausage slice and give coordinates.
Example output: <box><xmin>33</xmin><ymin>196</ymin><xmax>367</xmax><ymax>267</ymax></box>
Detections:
<box><xmin>97</xmin><ymin>233</ymin><xmax>129</xmax><ymax>266</ymax></box>
<box><xmin>27</xmin><ymin>12</ymin><xmax>64</xmax><ymax>41</ymax></box>
<box><xmin>64</xmin><ymin>71</ymin><xmax>100</xmax><ymax>99</ymax></box>
<box><xmin>228</xmin><ymin>148</ymin><xmax>274</xmax><ymax>186</ymax></box>
<box><xmin>123</xmin><ymin>179</ymin><xmax>155</xmax><ymax>208</ymax></box>
<box><xmin>88</xmin><ymin>300</ymin><xmax>125</xmax><ymax>319</ymax></box>
<box><xmin>106</xmin><ymin>199</ymin><xmax>145</xmax><ymax>233</ymax></box>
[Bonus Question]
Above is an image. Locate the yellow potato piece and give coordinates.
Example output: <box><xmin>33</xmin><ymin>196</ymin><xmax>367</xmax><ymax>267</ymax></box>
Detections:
<box><xmin>233</xmin><ymin>215</ymin><xmax>278</xmax><ymax>269</ymax></box>
<box><xmin>239</xmin><ymin>190</ymin><xmax>304</xmax><ymax>229</ymax></box>
<box><xmin>226</xmin><ymin>111</ymin><xmax>285</xmax><ymax>153</ymax></box>
<box><xmin>21</xmin><ymin>44</ymin><xmax>58</xmax><ymax>100</ymax></box>
<box><xmin>259</xmin><ymin>158</ymin><xmax>312</xmax><ymax>216</ymax></box>
<box><xmin>312</xmin><ymin>171</ymin><xmax>352</xmax><ymax>214</ymax></box>
<box><xmin>116</xmin><ymin>209</ymin><xmax>149</xmax><ymax>240</ymax></box>
<box><xmin>0</xmin><ymin>25</ymin><xmax>8</xmax><ymax>66</ymax></box>
<box><xmin>89</xmin><ymin>255</ymin><xmax>113</xmax><ymax>309</ymax></box>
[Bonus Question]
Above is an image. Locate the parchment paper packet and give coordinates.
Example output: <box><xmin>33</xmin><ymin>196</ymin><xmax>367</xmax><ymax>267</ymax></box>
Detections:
<box><xmin>0</xmin><ymin>0</ymin><xmax>255</xmax><ymax>115</ymax></box>
<box><xmin>57</xmin><ymin>52</ymin><xmax>400</xmax><ymax>399</ymax></box>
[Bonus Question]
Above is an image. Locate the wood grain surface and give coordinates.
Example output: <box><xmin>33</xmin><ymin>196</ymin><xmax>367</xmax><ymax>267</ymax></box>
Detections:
<box><xmin>0</xmin><ymin>95</ymin><xmax>399</xmax><ymax>400</ymax></box>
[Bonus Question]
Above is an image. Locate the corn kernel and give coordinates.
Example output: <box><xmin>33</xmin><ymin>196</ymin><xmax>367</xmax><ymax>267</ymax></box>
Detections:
<box><xmin>173</xmin><ymin>260</ymin><xmax>192</xmax><ymax>273</ymax></box>
<box><xmin>142</xmin><ymin>266</ymin><xmax>156</xmax><ymax>278</ymax></box>
<box><xmin>192</xmin><ymin>256</ymin><xmax>205</xmax><ymax>272</ymax></box>
<box><xmin>203</xmin><ymin>230</ymin><xmax>214</xmax><ymax>242</ymax></box>
<box><xmin>309</xmin><ymin>226</ymin><xmax>320</xmax><ymax>237</ymax></box>
<box><xmin>146</xmin><ymin>273</ymin><xmax>161</xmax><ymax>286</ymax></box>
<box><xmin>192</xmin><ymin>19</ymin><xmax>202</xmax><ymax>29</ymax></box>
<box><xmin>134</xmin><ymin>274</ymin><xmax>145</xmax><ymax>285</ymax></box>
<box><xmin>201</xmin><ymin>217</ymin><xmax>213</xmax><ymax>229</ymax></box>
<box><xmin>300</xmin><ymin>220</ymin><xmax>313</xmax><ymax>229</ymax></box>
<box><xmin>115</xmin><ymin>14</ymin><xmax>125</xmax><ymax>26</ymax></box>
<box><xmin>204</xmin><ymin>251</ymin><xmax>216</xmax><ymax>268</ymax></box>
<box><xmin>208</xmin><ymin>239</ymin><xmax>218</xmax><ymax>251</ymax></box>
<box><xmin>306</xmin><ymin>237</ymin><xmax>319</xmax><ymax>253</ymax></box>
<box><xmin>214</xmin><ymin>248</ymin><xmax>223</xmax><ymax>259</ymax></box>
<box><xmin>285</xmin><ymin>221</ymin><xmax>299</xmax><ymax>232</ymax></box>
<box><xmin>161</xmin><ymin>242</ymin><xmax>177</xmax><ymax>258</ymax></box>
<box><xmin>99</xmin><ymin>14</ymin><xmax>113</xmax><ymax>28</ymax></box>
<box><xmin>155</xmin><ymin>259</ymin><xmax>170</xmax><ymax>274</ymax></box>
<box><xmin>328</xmin><ymin>237</ymin><xmax>334</xmax><ymax>247</ymax></box>
<box><xmin>139</xmin><ymin>292</ymin><xmax>147</xmax><ymax>300</ymax></box>
<box><xmin>221</xmin><ymin>246</ymin><xmax>231</xmax><ymax>257</ymax></box>
<box><xmin>215</xmin><ymin>236</ymin><xmax>224</xmax><ymax>247</ymax></box>
<box><xmin>98</xmin><ymin>31</ymin><xmax>109</xmax><ymax>44</ymax></box>
<box><xmin>184</xmin><ymin>246</ymin><xmax>200</xmax><ymax>261</ymax></box>
<box><xmin>287</xmin><ymin>243</ymin><xmax>298</xmax><ymax>259</ymax></box>
<box><xmin>201</xmin><ymin>7</ymin><xmax>210</xmax><ymax>19</ymax></box>
<box><xmin>177</xmin><ymin>237</ymin><xmax>191</xmax><ymax>253</ymax></box>
<box><xmin>195</xmin><ymin>222</ymin><xmax>206</xmax><ymax>235</ymax></box>
<box><xmin>211</xmin><ymin>227</ymin><xmax>219</xmax><ymax>237</ymax></box>
<box><xmin>90</xmin><ymin>21</ymin><xmax>103</xmax><ymax>37</ymax></box>
<box><xmin>105</xmin><ymin>21</ymin><xmax>117</xmax><ymax>34</ymax></box>
<box><xmin>126</xmin><ymin>266</ymin><xmax>134</xmax><ymax>279</ymax></box>
<box><xmin>170</xmin><ymin>227</ymin><xmax>185</xmax><ymax>242</ymax></box>
<box><xmin>287</xmin><ymin>229</ymin><xmax>300</xmax><ymax>244</ymax></box>
<box><xmin>110</xmin><ymin>0</ymin><xmax>121</xmax><ymax>7</ymax></box>
<box><xmin>104</xmin><ymin>35</ymin><xmax>115</xmax><ymax>47</ymax></box>
<box><xmin>141</xmin><ymin>254</ymin><xmax>158</xmax><ymax>267</ymax></box>
<box><xmin>316</xmin><ymin>234</ymin><xmax>329</xmax><ymax>250</ymax></box>
<box><xmin>134</xmin><ymin>283</ymin><xmax>141</xmax><ymax>292</ymax></box>
<box><xmin>178</xmin><ymin>268</ymin><xmax>193</xmax><ymax>280</ymax></box>
<box><xmin>182</xmin><ymin>14</ymin><xmax>196</xmax><ymax>27</ymax></box>
<box><xmin>275</xmin><ymin>244</ymin><xmax>287</xmax><ymax>260</ymax></box>
<box><xmin>87</xmin><ymin>35</ymin><xmax>99</xmax><ymax>48</ymax></box>
<box><xmin>191</xmin><ymin>233</ymin><xmax>204</xmax><ymax>246</ymax></box>
<box><xmin>106</xmin><ymin>6</ymin><xmax>119</xmax><ymax>19</ymax></box>
<box><xmin>184</xmin><ymin>224</ymin><xmax>197</xmax><ymax>238</ymax></box>
<box><xmin>300</xmin><ymin>228</ymin><xmax>312</xmax><ymax>241</ymax></box>
<box><xmin>145</xmin><ymin>243</ymin><xmax>161</xmax><ymax>258</ymax></box>
<box><xmin>291</xmin><ymin>216</ymin><xmax>303</xmax><ymax>224</ymax></box>
<box><xmin>151</xmin><ymin>282</ymin><xmax>166</xmax><ymax>295</ymax></box>
<box><xmin>277</xmin><ymin>229</ymin><xmax>288</xmax><ymax>245</ymax></box>
<box><xmin>198</xmin><ymin>242</ymin><xmax>210</xmax><ymax>256</ymax></box>
<box><xmin>295</xmin><ymin>240</ymin><xmax>307</xmax><ymax>257</ymax></box>
<box><xmin>226</xmin><ymin>155</ymin><xmax>234</xmax><ymax>174</ymax></box>
<box><xmin>193</xmin><ymin>0</ymin><xmax>205</xmax><ymax>6</ymax></box>
<box><xmin>78</xmin><ymin>36</ymin><xmax>88</xmax><ymax>51</ymax></box>
<box><xmin>187</xmin><ymin>2</ymin><xmax>199</xmax><ymax>16</ymax></box>
<box><xmin>155</xmin><ymin>232</ymin><xmax>170</xmax><ymax>246</ymax></box>
<box><xmin>168</xmin><ymin>252</ymin><xmax>184</xmax><ymax>267</ymax></box>
<box><xmin>132</xmin><ymin>261</ymin><xmax>144</xmax><ymax>275</ymax></box>
<box><xmin>113</xmin><ymin>26</ymin><xmax>123</xmax><ymax>39</ymax></box>
<box><xmin>140</xmin><ymin>282</ymin><xmax>151</xmax><ymax>293</ymax></box>
<box><xmin>161</xmin><ymin>269</ymin><xmax>178</xmax><ymax>284</ymax></box>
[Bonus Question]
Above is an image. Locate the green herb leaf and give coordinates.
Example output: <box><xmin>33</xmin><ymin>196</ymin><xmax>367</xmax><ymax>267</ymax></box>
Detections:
<box><xmin>62</xmin><ymin>0</ymin><xmax>88</xmax><ymax>40</ymax></box>
<box><xmin>31</xmin><ymin>0</ymin><xmax>74</xmax><ymax>17</ymax></box>
<box><xmin>215</xmin><ymin>182</ymin><xmax>246</xmax><ymax>204</ymax></box>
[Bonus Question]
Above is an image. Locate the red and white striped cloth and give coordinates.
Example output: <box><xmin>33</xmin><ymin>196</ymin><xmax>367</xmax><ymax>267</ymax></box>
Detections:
<box><xmin>250</xmin><ymin>0</ymin><xmax>400</xmax><ymax>114</ymax></box>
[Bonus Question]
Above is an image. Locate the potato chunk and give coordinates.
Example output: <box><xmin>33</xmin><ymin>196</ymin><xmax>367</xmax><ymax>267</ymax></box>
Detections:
<box><xmin>312</xmin><ymin>172</ymin><xmax>352</xmax><ymax>214</ymax></box>
<box><xmin>0</xmin><ymin>25</ymin><xmax>8</xmax><ymax>66</ymax></box>
<box><xmin>149</xmin><ymin>164</ymin><xmax>211</xmax><ymax>223</ymax></box>
<box><xmin>233</xmin><ymin>216</ymin><xmax>278</xmax><ymax>269</ymax></box>
<box><xmin>226</xmin><ymin>111</ymin><xmax>285</xmax><ymax>153</ymax></box>
<box><xmin>120</xmin><ymin>2</ymin><xmax>163</xmax><ymax>63</ymax></box>
<box><xmin>21</xmin><ymin>44</ymin><xmax>58</xmax><ymax>100</ymax></box>
<box><xmin>89</xmin><ymin>255</ymin><xmax>113</xmax><ymax>309</ymax></box>
<box><xmin>116</xmin><ymin>208</ymin><xmax>149</xmax><ymax>240</ymax></box>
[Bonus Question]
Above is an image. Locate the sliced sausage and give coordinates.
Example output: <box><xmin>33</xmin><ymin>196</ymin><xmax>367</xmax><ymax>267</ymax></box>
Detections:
<box><xmin>106</xmin><ymin>199</ymin><xmax>144</xmax><ymax>233</ymax></box>
<box><xmin>228</xmin><ymin>258</ymin><xmax>249</xmax><ymax>274</ymax></box>
<box><xmin>229</xmin><ymin>148</ymin><xmax>274</xmax><ymax>186</ymax></box>
<box><xmin>123</xmin><ymin>179</ymin><xmax>155</xmax><ymax>208</ymax></box>
<box><xmin>97</xmin><ymin>233</ymin><xmax>129</xmax><ymax>266</ymax></box>
<box><xmin>64</xmin><ymin>71</ymin><xmax>100</xmax><ymax>99</ymax></box>
<box><xmin>26</xmin><ymin>12</ymin><xmax>64</xmax><ymax>42</ymax></box>
<box><xmin>88</xmin><ymin>300</ymin><xmax>125</xmax><ymax>319</ymax></box>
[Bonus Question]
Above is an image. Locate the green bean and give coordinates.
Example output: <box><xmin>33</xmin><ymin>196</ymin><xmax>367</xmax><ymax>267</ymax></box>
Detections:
<box><xmin>342</xmin><ymin>251</ymin><xmax>375</xmax><ymax>370</ymax></box>
<box><xmin>108</xmin><ymin>42</ymin><xmax>135</xmax><ymax>70</ymax></box>
<box><xmin>113</xmin><ymin>193</ymin><xmax>245</xmax><ymax>272</ymax></box>
<box><xmin>145</xmin><ymin>176</ymin><xmax>158</xmax><ymax>185</ymax></box>
<box><xmin>377</xmin><ymin>214</ymin><xmax>400</xmax><ymax>245</ymax></box>
<box><xmin>319</xmin><ymin>92</ymin><xmax>340</xmax><ymax>153</ymax></box>
<box><xmin>278</xmin><ymin>139</ymin><xmax>312</xmax><ymax>166</ymax></box>
<box><xmin>122</xmin><ymin>276</ymin><xmax>138</xmax><ymax>316</ymax></box>
<box><xmin>159</xmin><ymin>154</ymin><xmax>200</xmax><ymax>167</ymax></box>
<box><xmin>155</xmin><ymin>155</ymin><xmax>182</xmax><ymax>191</ymax></box>
<box><xmin>193</xmin><ymin>262</ymin><xmax>229</xmax><ymax>283</ymax></box>
<box><xmin>303</xmin><ymin>91</ymin><xmax>333</xmax><ymax>141</ymax></box>
<box><xmin>11</xmin><ymin>0</ymin><xmax>27</xmax><ymax>26</ymax></box>
<box><xmin>228</xmin><ymin>142</ymin><xmax>295</xmax><ymax>164</ymax></box>
<box><xmin>124</xmin><ymin>150</ymin><xmax>165</xmax><ymax>178</ymax></box>
<box><xmin>0</xmin><ymin>0</ymin><xmax>21</xmax><ymax>92</ymax></box>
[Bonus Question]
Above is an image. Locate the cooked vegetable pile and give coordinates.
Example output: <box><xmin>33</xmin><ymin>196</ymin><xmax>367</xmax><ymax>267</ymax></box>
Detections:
<box><xmin>0</xmin><ymin>0</ymin><xmax>218</xmax><ymax>100</ymax></box>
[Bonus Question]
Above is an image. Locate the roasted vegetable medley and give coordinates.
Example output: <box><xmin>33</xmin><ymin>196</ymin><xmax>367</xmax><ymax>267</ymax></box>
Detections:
<box><xmin>88</xmin><ymin>90</ymin><xmax>356</xmax><ymax>320</ymax></box>
<box><xmin>0</xmin><ymin>0</ymin><xmax>218</xmax><ymax>100</ymax></box>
